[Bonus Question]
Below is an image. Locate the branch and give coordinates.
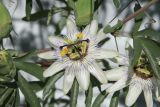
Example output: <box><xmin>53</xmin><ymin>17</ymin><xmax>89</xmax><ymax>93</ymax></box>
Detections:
<box><xmin>122</xmin><ymin>0</ymin><xmax>158</xmax><ymax>24</ymax></box>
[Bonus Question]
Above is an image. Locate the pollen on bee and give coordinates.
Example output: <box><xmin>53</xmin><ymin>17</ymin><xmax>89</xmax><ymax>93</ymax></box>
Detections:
<box><xmin>76</xmin><ymin>32</ymin><xmax>83</xmax><ymax>39</ymax></box>
<box><xmin>60</xmin><ymin>47</ymin><xmax>68</xmax><ymax>57</ymax></box>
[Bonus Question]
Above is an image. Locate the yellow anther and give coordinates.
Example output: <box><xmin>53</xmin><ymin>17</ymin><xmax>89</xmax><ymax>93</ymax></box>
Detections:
<box><xmin>60</xmin><ymin>47</ymin><xmax>68</xmax><ymax>57</ymax></box>
<box><xmin>76</xmin><ymin>32</ymin><xmax>83</xmax><ymax>39</ymax></box>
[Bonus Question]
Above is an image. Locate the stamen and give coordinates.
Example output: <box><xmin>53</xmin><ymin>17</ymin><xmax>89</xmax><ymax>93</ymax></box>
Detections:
<box><xmin>76</xmin><ymin>32</ymin><xmax>83</xmax><ymax>39</ymax></box>
<box><xmin>60</xmin><ymin>47</ymin><xmax>68</xmax><ymax>57</ymax></box>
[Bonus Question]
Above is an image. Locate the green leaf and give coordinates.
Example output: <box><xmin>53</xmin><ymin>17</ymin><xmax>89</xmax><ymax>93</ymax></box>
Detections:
<box><xmin>103</xmin><ymin>20</ymin><xmax>123</xmax><ymax>34</ymax></box>
<box><xmin>131</xmin><ymin>37</ymin><xmax>142</xmax><ymax>66</ymax></box>
<box><xmin>23</xmin><ymin>10</ymin><xmax>49</xmax><ymax>21</ymax></box>
<box><xmin>30</xmin><ymin>81</ymin><xmax>44</xmax><ymax>92</ymax></box>
<box><xmin>0</xmin><ymin>1</ymin><xmax>12</xmax><ymax>40</ymax></box>
<box><xmin>70</xmin><ymin>79</ymin><xmax>79</xmax><ymax>107</ymax></box>
<box><xmin>68</xmin><ymin>0</ymin><xmax>75</xmax><ymax>9</ymax></box>
<box><xmin>103</xmin><ymin>25</ymin><xmax>114</xmax><ymax>34</ymax></box>
<box><xmin>74</xmin><ymin>0</ymin><xmax>93</xmax><ymax>26</ymax></box>
<box><xmin>135</xmin><ymin>28</ymin><xmax>160</xmax><ymax>43</ymax></box>
<box><xmin>85</xmin><ymin>83</ymin><xmax>93</xmax><ymax>107</ymax></box>
<box><xmin>47</xmin><ymin>7</ymin><xmax>66</xmax><ymax>25</ymax></box>
<box><xmin>25</xmin><ymin>0</ymin><xmax>32</xmax><ymax>20</ymax></box>
<box><xmin>14</xmin><ymin>89</ymin><xmax>20</xmax><ymax>107</ymax></box>
<box><xmin>17</xmin><ymin>73</ymin><xmax>41</xmax><ymax>107</ymax></box>
<box><xmin>43</xmin><ymin>71</ymin><xmax>64</xmax><ymax>100</ymax></box>
<box><xmin>14</xmin><ymin>50</ymin><xmax>36</xmax><ymax>61</ymax></box>
<box><xmin>131</xmin><ymin>103</ymin><xmax>138</xmax><ymax>107</ymax></box>
<box><xmin>94</xmin><ymin>0</ymin><xmax>104</xmax><ymax>11</ymax></box>
<box><xmin>5</xmin><ymin>89</ymin><xmax>16</xmax><ymax>107</ymax></box>
<box><xmin>113</xmin><ymin>0</ymin><xmax>120</xmax><ymax>8</ymax></box>
<box><xmin>54</xmin><ymin>16</ymin><xmax>67</xmax><ymax>34</ymax></box>
<box><xmin>0</xmin><ymin>88</ymin><xmax>14</xmax><ymax>105</ymax></box>
<box><xmin>92</xmin><ymin>90</ymin><xmax>108</xmax><ymax>107</ymax></box>
<box><xmin>140</xmin><ymin>38</ymin><xmax>160</xmax><ymax>79</ymax></box>
<box><xmin>35</xmin><ymin>0</ymin><xmax>43</xmax><ymax>10</ymax></box>
<box><xmin>109</xmin><ymin>91</ymin><xmax>120</xmax><ymax>107</ymax></box>
<box><xmin>132</xmin><ymin>3</ymin><xmax>144</xmax><ymax>33</ymax></box>
<box><xmin>47</xmin><ymin>7</ymin><xmax>66</xmax><ymax>24</ymax></box>
<box><xmin>14</xmin><ymin>61</ymin><xmax>44</xmax><ymax>81</ymax></box>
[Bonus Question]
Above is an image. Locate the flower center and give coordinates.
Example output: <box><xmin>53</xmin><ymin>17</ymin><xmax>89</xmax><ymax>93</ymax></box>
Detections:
<box><xmin>134</xmin><ymin>64</ymin><xmax>153</xmax><ymax>79</ymax></box>
<box><xmin>60</xmin><ymin>39</ymin><xmax>89</xmax><ymax>61</ymax></box>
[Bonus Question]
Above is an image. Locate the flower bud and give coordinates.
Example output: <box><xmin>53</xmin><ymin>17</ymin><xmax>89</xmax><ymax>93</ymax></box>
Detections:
<box><xmin>0</xmin><ymin>50</ymin><xmax>16</xmax><ymax>82</ymax></box>
<box><xmin>0</xmin><ymin>1</ymin><xmax>12</xmax><ymax>41</ymax></box>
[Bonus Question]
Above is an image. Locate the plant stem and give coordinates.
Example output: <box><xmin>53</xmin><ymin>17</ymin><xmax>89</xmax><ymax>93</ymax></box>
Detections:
<box><xmin>122</xmin><ymin>0</ymin><xmax>158</xmax><ymax>24</ymax></box>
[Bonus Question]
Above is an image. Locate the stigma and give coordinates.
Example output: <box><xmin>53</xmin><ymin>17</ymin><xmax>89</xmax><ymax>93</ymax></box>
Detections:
<box><xmin>134</xmin><ymin>65</ymin><xmax>153</xmax><ymax>79</ymax></box>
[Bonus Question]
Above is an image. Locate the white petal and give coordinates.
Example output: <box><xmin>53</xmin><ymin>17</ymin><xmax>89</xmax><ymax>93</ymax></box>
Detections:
<box><xmin>85</xmin><ymin>60</ymin><xmax>107</xmax><ymax>84</ymax></box>
<box><xmin>105</xmin><ymin>66</ymin><xmax>128</xmax><ymax>81</ymax></box>
<box><xmin>82</xmin><ymin>25</ymin><xmax>90</xmax><ymax>36</ymax></box>
<box><xmin>75</xmin><ymin>62</ymin><xmax>90</xmax><ymax>90</ymax></box>
<box><xmin>94</xmin><ymin>48</ymin><xmax>119</xmax><ymax>59</ymax></box>
<box><xmin>66</xmin><ymin>19</ymin><xmax>78</xmax><ymax>40</ymax></box>
<box><xmin>48</xmin><ymin>36</ymin><xmax>66</xmax><ymax>47</ymax></box>
<box><xmin>96</xmin><ymin>29</ymin><xmax>107</xmax><ymax>43</ymax></box>
<box><xmin>63</xmin><ymin>67</ymin><xmax>75</xmax><ymax>94</ymax></box>
<box><xmin>83</xmin><ymin>20</ymin><xmax>98</xmax><ymax>38</ymax></box>
<box><xmin>106</xmin><ymin>76</ymin><xmax>128</xmax><ymax>93</ymax></box>
<box><xmin>125</xmin><ymin>82</ymin><xmax>142</xmax><ymax>106</ymax></box>
<box><xmin>43</xmin><ymin>61</ymin><xmax>66</xmax><ymax>77</ymax></box>
<box><xmin>38</xmin><ymin>51</ymin><xmax>56</xmax><ymax>59</ymax></box>
<box><xmin>114</xmin><ymin>55</ymin><xmax>129</xmax><ymax>65</ymax></box>
<box><xmin>89</xmin><ymin>20</ymin><xmax>98</xmax><ymax>35</ymax></box>
<box><xmin>143</xmin><ymin>86</ymin><xmax>153</xmax><ymax>107</ymax></box>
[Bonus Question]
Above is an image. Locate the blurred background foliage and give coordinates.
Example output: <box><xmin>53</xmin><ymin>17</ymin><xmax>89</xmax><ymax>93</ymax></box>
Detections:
<box><xmin>0</xmin><ymin>0</ymin><xmax>160</xmax><ymax>107</ymax></box>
